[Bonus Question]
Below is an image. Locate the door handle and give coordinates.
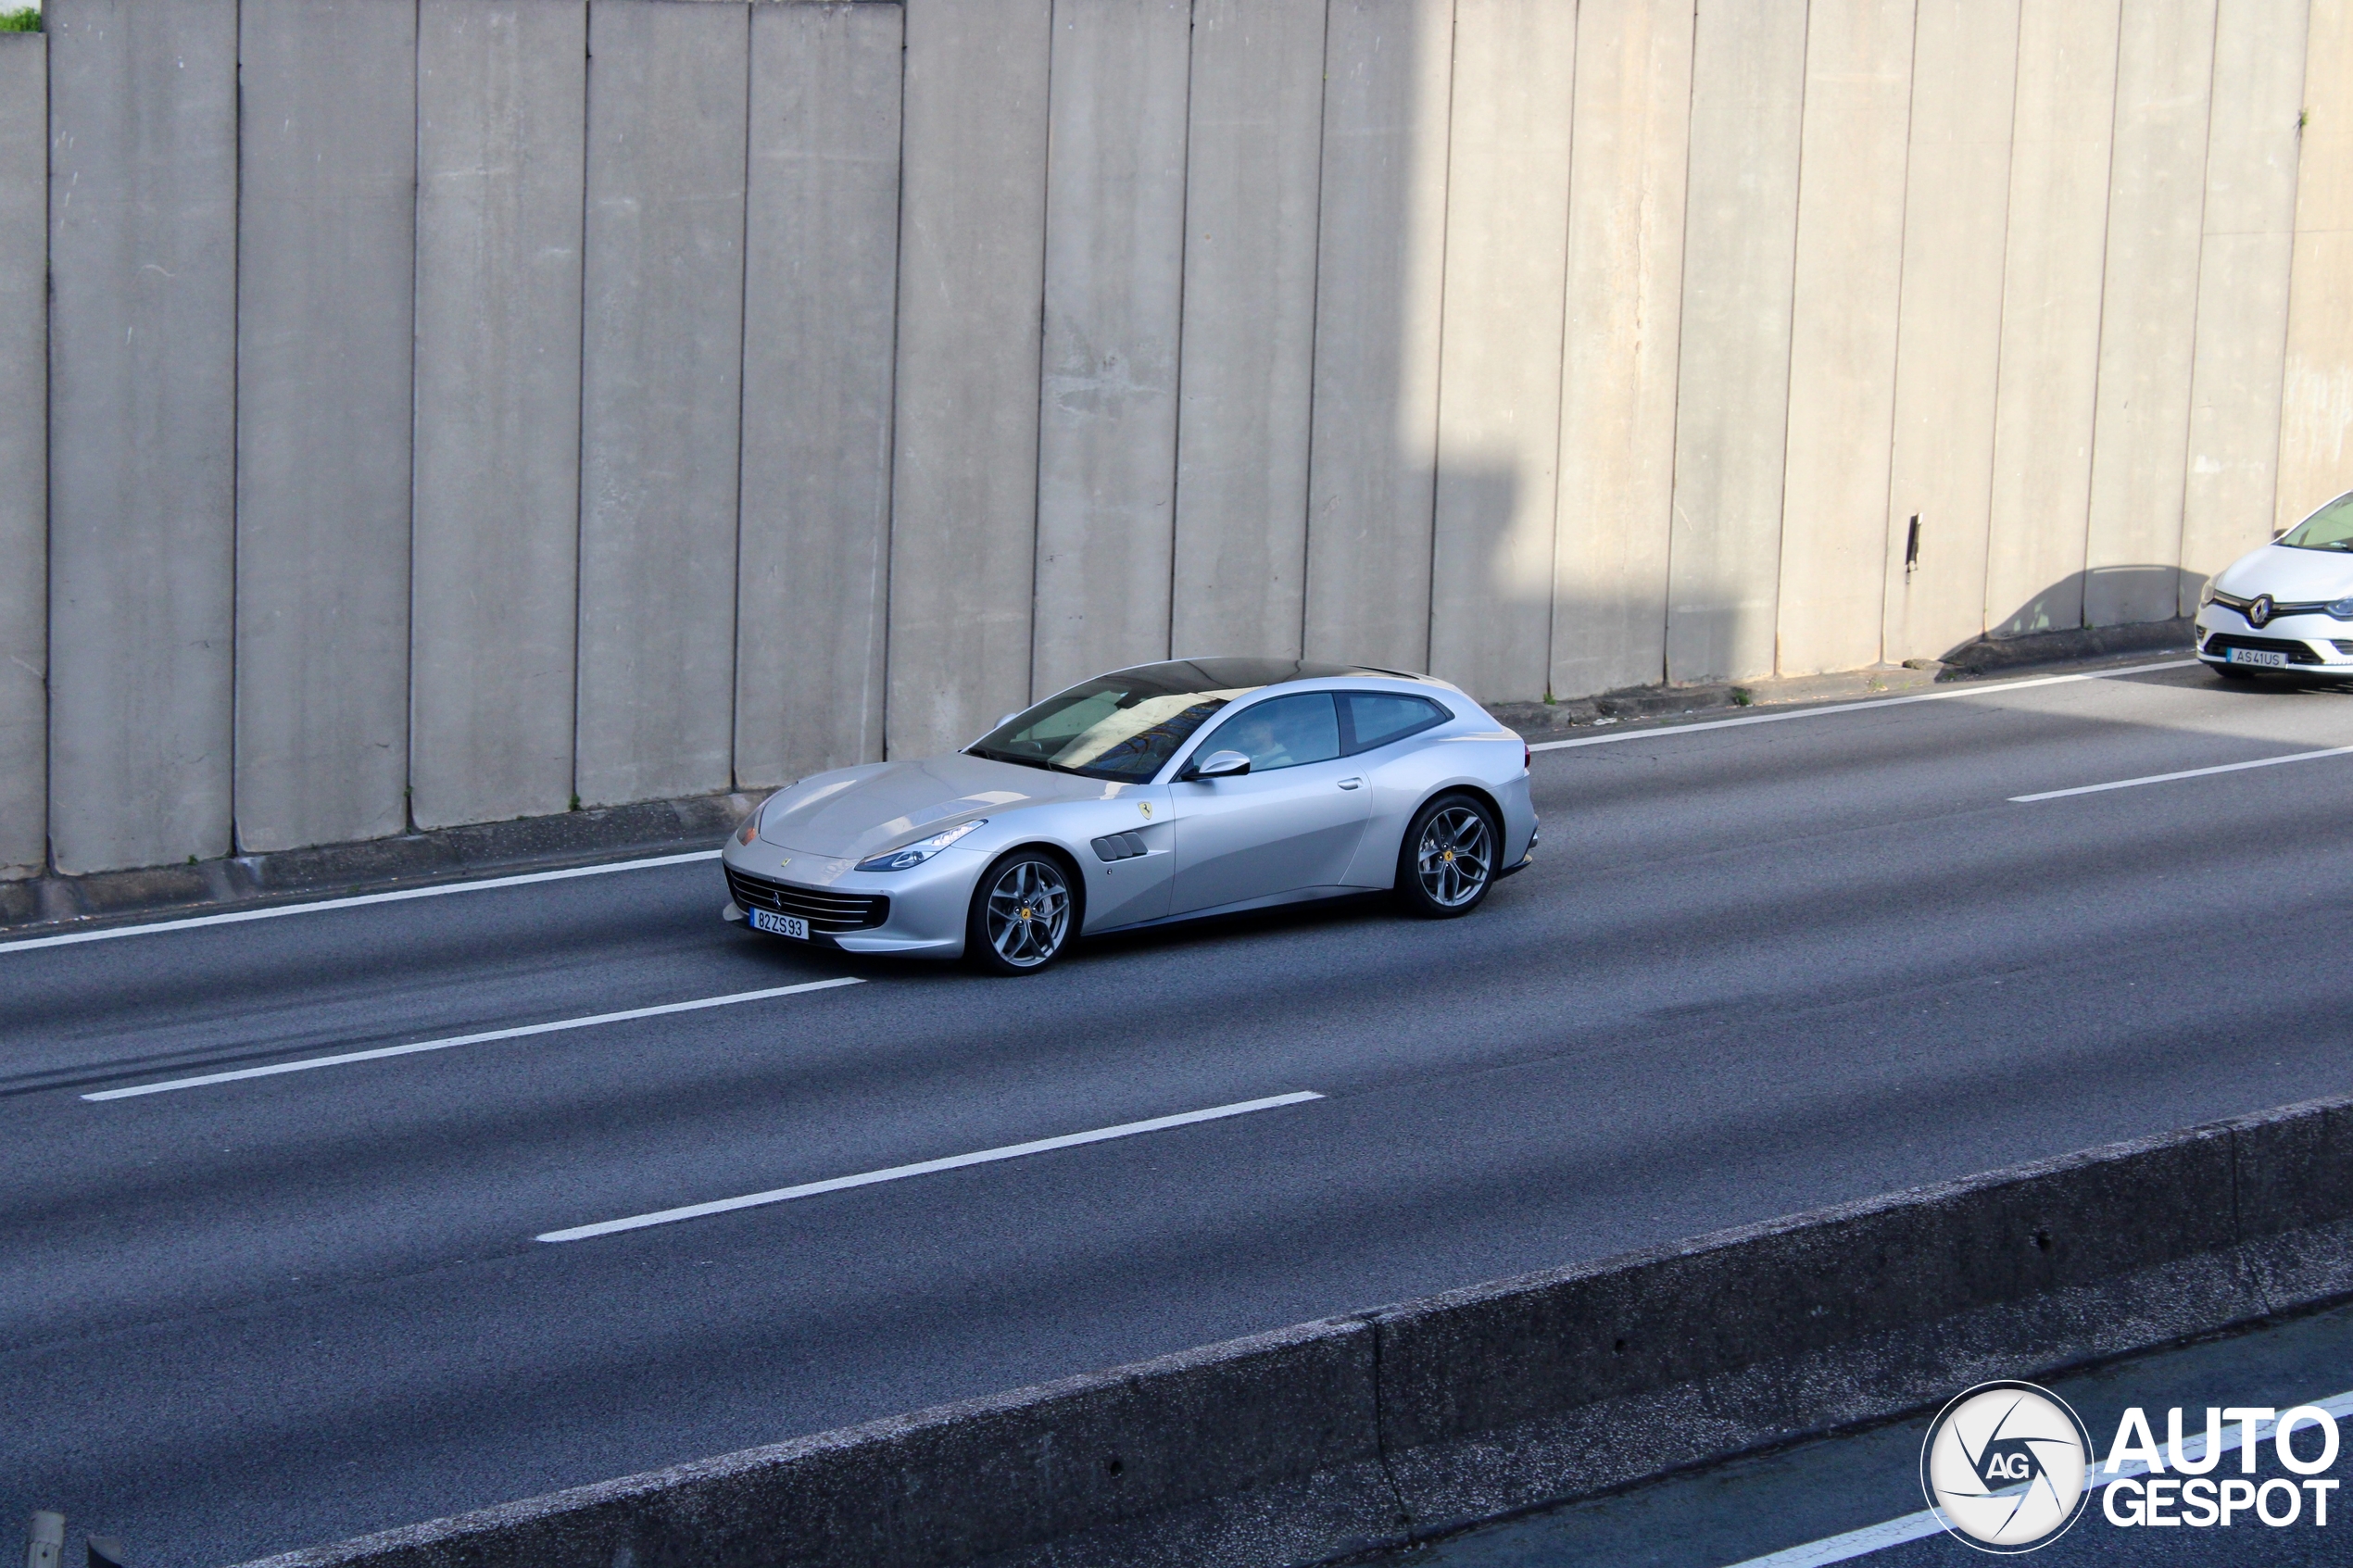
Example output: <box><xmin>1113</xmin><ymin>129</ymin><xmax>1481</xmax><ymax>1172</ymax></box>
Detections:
<box><xmin>1338</xmin><ymin>776</ymin><xmax>1364</xmax><ymax>789</ymax></box>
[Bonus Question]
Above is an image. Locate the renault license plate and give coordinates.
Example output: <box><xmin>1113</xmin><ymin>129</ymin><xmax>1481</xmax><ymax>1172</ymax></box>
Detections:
<box><xmin>2227</xmin><ymin>647</ymin><xmax>2288</xmax><ymax>669</ymax></box>
<box><xmin>749</xmin><ymin>909</ymin><xmax>811</xmax><ymax>940</ymax></box>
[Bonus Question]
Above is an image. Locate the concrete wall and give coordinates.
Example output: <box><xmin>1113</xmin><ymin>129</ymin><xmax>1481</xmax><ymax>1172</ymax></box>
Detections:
<box><xmin>409</xmin><ymin>0</ymin><xmax>588</xmax><ymax>832</ymax></box>
<box><xmin>2082</xmin><ymin>0</ymin><xmax>2218</xmax><ymax>629</ymax></box>
<box><xmin>1425</xmin><ymin>0</ymin><xmax>1575</xmax><ymax>702</ymax></box>
<box><xmin>573</xmin><ymin>0</ymin><xmax>749</xmax><ymax>809</ymax></box>
<box><xmin>45</xmin><ymin>0</ymin><xmax>239</xmax><ymax>875</ymax></box>
<box><xmin>1665</xmin><ymin>0</ymin><xmax>1807</xmax><ymax>684</ymax></box>
<box><xmin>7</xmin><ymin>0</ymin><xmax>2353</xmax><ymax>876</ymax></box>
<box><xmin>1030</xmin><ymin>0</ymin><xmax>1192</xmax><ymax>696</ymax></box>
<box><xmin>2279</xmin><ymin>0</ymin><xmax>2353</xmax><ymax>530</ymax></box>
<box><xmin>1773</xmin><ymin>0</ymin><xmax>1913</xmax><ymax>677</ymax></box>
<box><xmin>2180</xmin><ymin>0</ymin><xmax>2308</xmax><ymax>608</ymax></box>
<box><xmin>1879</xmin><ymin>0</ymin><xmax>2020</xmax><ymax>664</ymax></box>
<box><xmin>0</xmin><ymin>34</ymin><xmax>44</xmax><ymax>881</ymax></box>
<box><xmin>1302</xmin><ymin>0</ymin><xmax>1453</xmax><ymax>673</ymax></box>
<box><xmin>1168</xmin><ymin>0</ymin><xmax>1327</xmax><ymax>661</ymax></box>
<box><xmin>735</xmin><ymin>0</ymin><xmax>903</xmax><ymax>788</ymax></box>
<box><xmin>887</xmin><ymin>0</ymin><xmax>1052</xmax><ymax>758</ymax></box>
<box><xmin>1548</xmin><ymin>0</ymin><xmax>1692</xmax><ymax>698</ymax></box>
<box><xmin>233</xmin><ymin>0</ymin><xmax>418</xmax><ymax>853</ymax></box>
<box><xmin>1985</xmin><ymin>0</ymin><xmax>2122</xmax><ymax>638</ymax></box>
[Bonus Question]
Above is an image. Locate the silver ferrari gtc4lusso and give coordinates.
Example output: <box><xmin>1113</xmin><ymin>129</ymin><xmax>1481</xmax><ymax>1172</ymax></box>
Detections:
<box><xmin>721</xmin><ymin>658</ymin><xmax>1538</xmax><ymax>974</ymax></box>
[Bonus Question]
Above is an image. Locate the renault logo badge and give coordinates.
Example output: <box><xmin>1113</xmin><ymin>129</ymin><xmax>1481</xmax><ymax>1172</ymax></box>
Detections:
<box><xmin>2248</xmin><ymin>594</ymin><xmax>2275</xmax><ymax>628</ymax></box>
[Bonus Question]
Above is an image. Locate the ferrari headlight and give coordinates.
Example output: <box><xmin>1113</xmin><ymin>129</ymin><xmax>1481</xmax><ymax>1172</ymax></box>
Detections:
<box><xmin>736</xmin><ymin>784</ymin><xmax>799</xmax><ymax>845</ymax></box>
<box><xmin>857</xmin><ymin>818</ymin><xmax>986</xmax><ymax>872</ymax></box>
<box><xmin>2329</xmin><ymin>596</ymin><xmax>2353</xmax><ymax>621</ymax></box>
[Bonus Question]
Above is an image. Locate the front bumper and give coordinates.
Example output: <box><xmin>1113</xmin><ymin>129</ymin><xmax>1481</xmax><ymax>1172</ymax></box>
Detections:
<box><xmin>719</xmin><ymin>839</ymin><xmax>977</xmax><ymax>958</ymax></box>
<box><xmin>2194</xmin><ymin>606</ymin><xmax>2353</xmax><ymax>673</ymax></box>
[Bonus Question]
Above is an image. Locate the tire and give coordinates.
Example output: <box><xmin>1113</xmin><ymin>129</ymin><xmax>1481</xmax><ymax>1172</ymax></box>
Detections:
<box><xmin>965</xmin><ymin>849</ymin><xmax>1078</xmax><ymax>974</ymax></box>
<box><xmin>1394</xmin><ymin>793</ymin><xmax>1502</xmax><ymax>919</ymax></box>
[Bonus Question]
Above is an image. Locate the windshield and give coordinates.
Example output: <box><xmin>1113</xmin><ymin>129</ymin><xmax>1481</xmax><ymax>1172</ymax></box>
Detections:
<box><xmin>968</xmin><ymin>669</ymin><xmax>1260</xmax><ymax>781</ymax></box>
<box><xmin>2278</xmin><ymin>492</ymin><xmax>2353</xmax><ymax>551</ymax></box>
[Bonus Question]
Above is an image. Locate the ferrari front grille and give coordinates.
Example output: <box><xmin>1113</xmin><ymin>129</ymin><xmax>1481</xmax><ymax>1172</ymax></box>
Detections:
<box><xmin>724</xmin><ymin>868</ymin><xmax>890</xmax><ymax>932</ymax></box>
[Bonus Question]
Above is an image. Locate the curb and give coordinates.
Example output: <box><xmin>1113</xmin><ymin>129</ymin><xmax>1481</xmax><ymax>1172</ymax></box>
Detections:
<box><xmin>233</xmin><ymin>1090</ymin><xmax>2353</xmax><ymax>1568</ymax></box>
<box><xmin>1491</xmin><ymin>617</ymin><xmax>2196</xmax><ymax>741</ymax></box>
<box><xmin>0</xmin><ymin>792</ymin><xmax>758</xmax><ymax>938</ymax></box>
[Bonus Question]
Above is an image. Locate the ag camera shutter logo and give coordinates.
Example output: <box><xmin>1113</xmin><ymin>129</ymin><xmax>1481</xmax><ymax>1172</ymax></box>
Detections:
<box><xmin>1920</xmin><ymin>1381</ymin><xmax>2094</xmax><ymax>1552</ymax></box>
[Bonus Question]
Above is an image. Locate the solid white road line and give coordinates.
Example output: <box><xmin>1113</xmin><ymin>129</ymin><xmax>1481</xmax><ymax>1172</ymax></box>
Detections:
<box><xmin>1721</xmin><ymin>1387</ymin><xmax>2353</xmax><ymax>1567</ymax></box>
<box><xmin>0</xmin><ymin>848</ymin><xmax>724</xmax><ymax>957</ymax></box>
<box><xmin>2009</xmin><ymin>742</ymin><xmax>2353</xmax><ymax>802</ymax></box>
<box><xmin>535</xmin><ymin>1090</ymin><xmax>1326</xmax><ymax>1243</ymax></box>
<box><xmin>81</xmin><ymin>976</ymin><xmax>862</xmax><ymax>1101</ymax></box>
<box><xmin>1529</xmin><ymin>660</ymin><xmax>2199</xmax><ymax>753</ymax></box>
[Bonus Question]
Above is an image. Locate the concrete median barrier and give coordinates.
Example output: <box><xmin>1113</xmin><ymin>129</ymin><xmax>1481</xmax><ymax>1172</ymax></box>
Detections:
<box><xmin>239</xmin><ymin>1093</ymin><xmax>2353</xmax><ymax>1568</ymax></box>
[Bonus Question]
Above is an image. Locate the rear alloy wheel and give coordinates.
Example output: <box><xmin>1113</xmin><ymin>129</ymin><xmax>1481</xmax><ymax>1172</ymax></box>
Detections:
<box><xmin>1394</xmin><ymin>793</ymin><xmax>1500</xmax><ymax>919</ymax></box>
<box><xmin>966</xmin><ymin>851</ymin><xmax>1076</xmax><ymax>974</ymax></box>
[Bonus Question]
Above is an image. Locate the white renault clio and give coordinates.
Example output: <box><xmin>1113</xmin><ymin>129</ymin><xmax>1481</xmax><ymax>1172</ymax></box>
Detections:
<box><xmin>2196</xmin><ymin>489</ymin><xmax>2353</xmax><ymax>679</ymax></box>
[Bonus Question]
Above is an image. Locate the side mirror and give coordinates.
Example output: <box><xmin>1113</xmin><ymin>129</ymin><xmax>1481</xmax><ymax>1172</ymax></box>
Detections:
<box><xmin>1184</xmin><ymin>749</ymin><xmax>1252</xmax><ymax>781</ymax></box>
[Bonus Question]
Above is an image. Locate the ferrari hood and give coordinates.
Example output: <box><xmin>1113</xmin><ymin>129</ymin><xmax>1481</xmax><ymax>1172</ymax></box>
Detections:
<box><xmin>756</xmin><ymin>752</ymin><xmax>1124</xmax><ymax>861</ymax></box>
<box><xmin>2211</xmin><ymin>543</ymin><xmax>2353</xmax><ymax>603</ymax></box>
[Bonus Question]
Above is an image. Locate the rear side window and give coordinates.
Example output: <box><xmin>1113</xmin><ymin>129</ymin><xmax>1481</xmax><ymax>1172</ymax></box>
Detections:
<box><xmin>1200</xmin><ymin>692</ymin><xmax>1341</xmax><ymax>772</ymax></box>
<box><xmin>1340</xmin><ymin>693</ymin><xmax>1450</xmax><ymax>755</ymax></box>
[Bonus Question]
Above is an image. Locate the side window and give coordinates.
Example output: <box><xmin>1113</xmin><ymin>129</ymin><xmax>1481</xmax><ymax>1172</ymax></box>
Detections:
<box><xmin>1200</xmin><ymin>693</ymin><xmax>1340</xmax><ymax>772</ymax></box>
<box><xmin>1340</xmin><ymin>693</ymin><xmax>1449</xmax><ymax>755</ymax></box>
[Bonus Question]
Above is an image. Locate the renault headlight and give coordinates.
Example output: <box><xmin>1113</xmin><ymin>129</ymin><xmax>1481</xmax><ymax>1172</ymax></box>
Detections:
<box><xmin>2198</xmin><ymin>580</ymin><xmax>2216</xmax><ymax>608</ymax></box>
<box><xmin>2329</xmin><ymin>596</ymin><xmax>2353</xmax><ymax>621</ymax></box>
<box><xmin>857</xmin><ymin>818</ymin><xmax>987</xmax><ymax>872</ymax></box>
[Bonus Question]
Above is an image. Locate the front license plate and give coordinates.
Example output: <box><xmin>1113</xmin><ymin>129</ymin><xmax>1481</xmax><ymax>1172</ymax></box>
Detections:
<box><xmin>2228</xmin><ymin>647</ymin><xmax>2289</xmax><ymax>668</ymax></box>
<box><xmin>749</xmin><ymin>909</ymin><xmax>811</xmax><ymax>940</ymax></box>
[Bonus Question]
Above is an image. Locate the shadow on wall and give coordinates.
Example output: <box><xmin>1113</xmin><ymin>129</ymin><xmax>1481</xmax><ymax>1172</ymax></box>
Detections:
<box><xmin>1975</xmin><ymin>564</ymin><xmax>2205</xmax><ymax>646</ymax></box>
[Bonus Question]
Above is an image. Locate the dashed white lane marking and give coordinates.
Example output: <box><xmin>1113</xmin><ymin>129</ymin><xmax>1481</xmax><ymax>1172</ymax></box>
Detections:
<box><xmin>1</xmin><ymin>848</ymin><xmax>724</xmax><ymax>956</ymax></box>
<box><xmin>82</xmin><ymin>977</ymin><xmax>862</xmax><ymax>1101</ymax></box>
<box><xmin>1529</xmin><ymin>660</ymin><xmax>2199</xmax><ymax>753</ymax></box>
<box><xmin>536</xmin><ymin>1090</ymin><xmax>1326</xmax><ymax>1243</ymax></box>
<box><xmin>1721</xmin><ymin>1387</ymin><xmax>2353</xmax><ymax>1566</ymax></box>
<box><xmin>2009</xmin><ymin>742</ymin><xmax>2353</xmax><ymax>802</ymax></box>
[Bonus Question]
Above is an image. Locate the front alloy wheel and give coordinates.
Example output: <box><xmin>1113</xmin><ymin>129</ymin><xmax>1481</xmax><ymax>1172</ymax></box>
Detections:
<box><xmin>967</xmin><ymin>851</ymin><xmax>1075</xmax><ymax>974</ymax></box>
<box><xmin>1396</xmin><ymin>794</ymin><xmax>1498</xmax><ymax>918</ymax></box>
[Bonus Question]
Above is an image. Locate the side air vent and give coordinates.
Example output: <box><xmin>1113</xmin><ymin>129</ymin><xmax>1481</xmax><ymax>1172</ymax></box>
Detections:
<box><xmin>1091</xmin><ymin>832</ymin><xmax>1149</xmax><ymax>862</ymax></box>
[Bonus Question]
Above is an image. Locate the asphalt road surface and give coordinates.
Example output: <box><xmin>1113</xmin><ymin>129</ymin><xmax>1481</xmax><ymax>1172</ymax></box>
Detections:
<box><xmin>8</xmin><ymin>657</ymin><xmax>2353</xmax><ymax>1566</ymax></box>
